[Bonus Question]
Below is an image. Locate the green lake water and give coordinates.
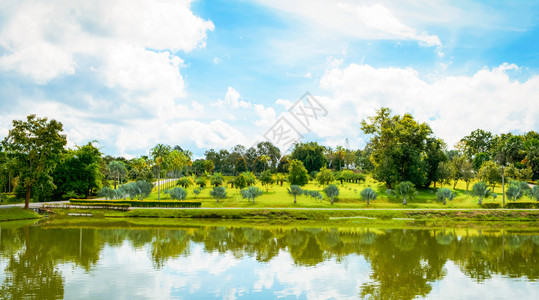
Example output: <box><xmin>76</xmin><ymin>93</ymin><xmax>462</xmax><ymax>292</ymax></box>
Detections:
<box><xmin>0</xmin><ymin>220</ymin><xmax>537</xmax><ymax>299</ymax></box>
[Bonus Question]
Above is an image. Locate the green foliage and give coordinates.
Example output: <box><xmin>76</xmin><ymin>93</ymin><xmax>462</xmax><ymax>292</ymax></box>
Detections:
<box><xmin>473</xmin><ymin>152</ymin><xmax>490</xmax><ymax>171</ymax></box>
<box><xmin>259</xmin><ymin>170</ymin><xmax>274</xmax><ymax>191</ymax></box>
<box><xmin>360</xmin><ymin>187</ymin><xmax>377</xmax><ymax>205</ymax></box>
<box><xmin>2</xmin><ymin>114</ymin><xmax>67</xmax><ymax>208</ymax></box>
<box><xmin>435</xmin><ymin>161</ymin><xmax>452</xmax><ymax>188</ymax></box>
<box><xmin>303</xmin><ymin>190</ymin><xmax>323</xmax><ymax>202</ymax></box>
<box><xmin>290</xmin><ymin>142</ymin><xmax>328</xmax><ymax>174</ymax></box>
<box><xmin>387</xmin><ymin>181</ymin><xmax>418</xmax><ymax>205</ymax></box>
<box><xmin>240</xmin><ymin>186</ymin><xmax>263</xmax><ymax>203</ymax></box>
<box><xmin>505</xmin><ymin>202</ymin><xmax>538</xmax><ymax>209</ymax></box>
<box><xmin>528</xmin><ymin>185</ymin><xmax>539</xmax><ymax>201</ymax></box>
<box><xmin>505</xmin><ymin>181</ymin><xmax>525</xmax><ymax>202</ymax></box>
<box><xmin>193</xmin><ymin>188</ymin><xmax>201</xmax><ymax>198</ymax></box>
<box><xmin>435</xmin><ymin>188</ymin><xmax>455</xmax><ymax>205</ymax></box>
<box><xmin>210</xmin><ymin>186</ymin><xmax>227</xmax><ymax>203</ymax></box>
<box><xmin>460</xmin><ymin>129</ymin><xmax>494</xmax><ymax>158</ymax></box>
<box><xmin>108</xmin><ymin>160</ymin><xmax>127</xmax><ymax>189</ymax></box>
<box><xmin>477</xmin><ymin>161</ymin><xmax>501</xmax><ymax>188</ymax></box>
<box><xmin>288</xmin><ymin>159</ymin><xmax>309</xmax><ymax>186</ymax></box>
<box><xmin>361</xmin><ymin>108</ymin><xmax>434</xmax><ymax>187</ymax></box>
<box><xmin>481</xmin><ymin>203</ymin><xmax>501</xmax><ymax>209</ymax></box>
<box><xmin>471</xmin><ymin>182</ymin><xmax>493</xmax><ymax>205</ymax></box>
<box><xmin>234</xmin><ymin>173</ymin><xmax>247</xmax><ymax>189</ymax></box>
<box><xmin>195</xmin><ymin>176</ymin><xmax>207</xmax><ymax>188</ymax></box>
<box><xmin>165</xmin><ymin>187</ymin><xmax>187</xmax><ymax>200</ymax></box>
<box><xmin>177</xmin><ymin>177</ymin><xmax>194</xmax><ymax>188</ymax></box>
<box><xmin>316</xmin><ymin>167</ymin><xmax>335</xmax><ymax>186</ymax></box>
<box><xmin>210</xmin><ymin>172</ymin><xmax>224</xmax><ymax>187</ymax></box>
<box><xmin>242</xmin><ymin>171</ymin><xmax>256</xmax><ymax>186</ymax></box>
<box><xmin>287</xmin><ymin>185</ymin><xmax>303</xmax><ymax>204</ymax></box>
<box><xmin>323</xmin><ymin>184</ymin><xmax>339</xmax><ymax>205</ymax></box>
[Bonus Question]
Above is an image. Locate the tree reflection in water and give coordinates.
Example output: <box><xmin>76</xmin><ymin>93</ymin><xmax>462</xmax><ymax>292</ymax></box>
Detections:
<box><xmin>0</xmin><ymin>223</ymin><xmax>537</xmax><ymax>299</ymax></box>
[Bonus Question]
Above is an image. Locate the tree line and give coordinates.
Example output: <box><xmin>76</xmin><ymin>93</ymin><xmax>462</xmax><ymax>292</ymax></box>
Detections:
<box><xmin>1</xmin><ymin>111</ymin><xmax>538</xmax><ymax>207</ymax></box>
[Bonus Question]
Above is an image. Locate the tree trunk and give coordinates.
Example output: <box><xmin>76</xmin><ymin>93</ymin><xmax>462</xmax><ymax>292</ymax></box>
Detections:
<box><xmin>280</xmin><ymin>181</ymin><xmax>283</xmax><ymax>187</ymax></box>
<box><xmin>402</xmin><ymin>197</ymin><xmax>407</xmax><ymax>205</ymax></box>
<box><xmin>157</xmin><ymin>167</ymin><xmax>161</xmax><ymax>201</ymax></box>
<box><xmin>331</xmin><ymin>196</ymin><xmax>334</xmax><ymax>205</ymax></box>
<box><xmin>25</xmin><ymin>185</ymin><xmax>31</xmax><ymax>209</ymax></box>
<box><xmin>453</xmin><ymin>180</ymin><xmax>458</xmax><ymax>189</ymax></box>
<box><xmin>294</xmin><ymin>195</ymin><xmax>297</xmax><ymax>204</ymax></box>
<box><xmin>478</xmin><ymin>197</ymin><xmax>482</xmax><ymax>205</ymax></box>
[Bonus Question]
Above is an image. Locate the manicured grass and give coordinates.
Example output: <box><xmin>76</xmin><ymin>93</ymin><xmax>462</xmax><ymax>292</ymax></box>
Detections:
<box><xmin>143</xmin><ymin>175</ymin><xmax>535</xmax><ymax>209</ymax></box>
<box><xmin>0</xmin><ymin>207</ymin><xmax>42</xmax><ymax>221</ymax></box>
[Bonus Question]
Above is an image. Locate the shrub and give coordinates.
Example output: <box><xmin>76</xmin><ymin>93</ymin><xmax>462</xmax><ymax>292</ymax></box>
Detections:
<box><xmin>481</xmin><ymin>203</ymin><xmax>501</xmax><ymax>209</ymax></box>
<box><xmin>69</xmin><ymin>199</ymin><xmax>201</xmax><ymax>208</ymax></box>
<box><xmin>505</xmin><ymin>202</ymin><xmax>538</xmax><ymax>209</ymax></box>
<box><xmin>165</xmin><ymin>187</ymin><xmax>187</xmax><ymax>200</ymax></box>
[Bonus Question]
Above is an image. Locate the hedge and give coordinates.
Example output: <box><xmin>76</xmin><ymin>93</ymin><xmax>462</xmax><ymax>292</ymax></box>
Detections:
<box><xmin>69</xmin><ymin>199</ymin><xmax>202</xmax><ymax>208</ymax></box>
<box><xmin>505</xmin><ymin>202</ymin><xmax>538</xmax><ymax>209</ymax></box>
<box><xmin>44</xmin><ymin>203</ymin><xmax>130</xmax><ymax>211</ymax></box>
<box><xmin>481</xmin><ymin>203</ymin><xmax>501</xmax><ymax>209</ymax></box>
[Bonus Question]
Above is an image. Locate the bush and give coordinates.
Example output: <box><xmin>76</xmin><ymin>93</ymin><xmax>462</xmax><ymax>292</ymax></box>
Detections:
<box><xmin>505</xmin><ymin>202</ymin><xmax>538</xmax><ymax>209</ymax></box>
<box><xmin>481</xmin><ymin>203</ymin><xmax>501</xmax><ymax>209</ymax></box>
<box><xmin>70</xmin><ymin>199</ymin><xmax>201</xmax><ymax>208</ymax></box>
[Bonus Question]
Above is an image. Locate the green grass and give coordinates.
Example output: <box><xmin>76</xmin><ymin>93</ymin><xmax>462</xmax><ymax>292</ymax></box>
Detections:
<box><xmin>142</xmin><ymin>176</ymin><xmax>534</xmax><ymax>209</ymax></box>
<box><xmin>0</xmin><ymin>207</ymin><xmax>42</xmax><ymax>221</ymax></box>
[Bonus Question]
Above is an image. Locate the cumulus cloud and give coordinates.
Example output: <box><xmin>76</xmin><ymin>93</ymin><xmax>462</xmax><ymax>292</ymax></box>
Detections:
<box><xmin>317</xmin><ymin>62</ymin><xmax>539</xmax><ymax>148</ymax></box>
<box><xmin>216</xmin><ymin>87</ymin><xmax>252</xmax><ymax>109</ymax></box>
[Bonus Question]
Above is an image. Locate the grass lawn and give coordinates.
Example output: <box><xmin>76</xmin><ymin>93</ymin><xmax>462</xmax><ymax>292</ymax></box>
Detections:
<box><xmin>0</xmin><ymin>207</ymin><xmax>41</xmax><ymax>221</ymax></box>
<box><xmin>143</xmin><ymin>175</ymin><xmax>535</xmax><ymax>209</ymax></box>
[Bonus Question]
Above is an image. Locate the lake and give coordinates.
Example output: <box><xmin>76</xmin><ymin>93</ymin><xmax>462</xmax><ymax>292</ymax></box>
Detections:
<box><xmin>0</xmin><ymin>220</ymin><xmax>537</xmax><ymax>299</ymax></box>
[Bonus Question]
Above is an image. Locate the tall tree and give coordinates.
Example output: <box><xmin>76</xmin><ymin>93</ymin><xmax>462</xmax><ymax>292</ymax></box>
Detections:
<box><xmin>290</xmin><ymin>142</ymin><xmax>328</xmax><ymax>174</ymax></box>
<box><xmin>460</xmin><ymin>129</ymin><xmax>494</xmax><ymax>158</ymax></box>
<box><xmin>361</xmin><ymin>108</ymin><xmax>433</xmax><ymax>188</ymax></box>
<box><xmin>151</xmin><ymin>144</ymin><xmax>171</xmax><ymax>201</ymax></box>
<box><xmin>288</xmin><ymin>159</ymin><xmax>309</xmax><ymax>186</ymax></box>
<box><xmin>2</xmin><ymin>115</ymin><xmax>67</xmax><ymax>208</ymax></box>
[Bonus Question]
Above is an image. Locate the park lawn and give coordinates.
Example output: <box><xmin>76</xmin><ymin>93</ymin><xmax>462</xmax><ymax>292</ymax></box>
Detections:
<box><xmin>142</xmin><ymin>175</ymin><xmax>534</xmax><ymax>209</ymax></box>
<box><xmin>0</xmin><ymin>207</ymin><xmax>41</xmax><ymax>221</ymax></box>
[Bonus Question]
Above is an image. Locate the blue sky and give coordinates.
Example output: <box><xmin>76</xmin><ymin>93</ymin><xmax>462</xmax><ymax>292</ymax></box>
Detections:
<box><xmin>0</xmin><ymin>0</ymin><xmax>538</xmax><ymax>158</ymax></box>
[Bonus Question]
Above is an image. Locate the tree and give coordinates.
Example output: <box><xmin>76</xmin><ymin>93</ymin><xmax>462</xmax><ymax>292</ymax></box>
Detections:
<box><xmin>210</xmin><ymin>186</ymin><xmax>227</xmax><ymax>203</ymax></box>
<box><xmin>259</xmin><ymin>170</ymin><xmax>274</xmax><ymax>191</ymax></box>
<box><xmin>316</xmin><ymin>167</ymin><xmax>335</xmax><ymax>186</ymax></box>
<box><xmin>256</xmin><ymin>141</ymin><xmax>281</xmax><ymax>169</ymax></box>
<box><xmin>449</xmin><ymin>155</ymin><xmax>467</xmax><ymax>189</ymax></box>
<box><xmin>2</xmin><ymin>115</ymin><xmax>67</xmax><ymax>208</ymax></box>
<box><xmin>288</xmin><ymin>159</ymin><xmax>309</xmax><ymax>186</ymax></box>
<box><xmin>108</xmin><ymin>160</ymin><xmax>127</xmax><ymax>189</ymax></box>
<box><xmin>461</xmin><ymin>160</ymin><xmax>475</xmax><ymax>191</ymax></box>
<box><xmin>275</xmin><ymin>173</ymin><xmax>287</xmax><ymax>187</ymax></box>
<box><xmin>323</xmin><ymin>184</ymin><xmax>339</xmax><ymax>205</ymax></box>
<box><xmin>176</xmin><ymin>176</ymin><xmax>193</xmax><ymax>188</ymax></box>
<box><xmin>436</xmin><ymin>188</ymin><xmax>455</xmax><ymax>205</ymax></box>
<box><xmin>210</xmin><ymin>172</ymin><xmax>224</xmax><ymax>187</ymax></box>
<box><xmin>360</xmin><ymin>187</ymin><xmax>377</xmax><ymax>205</ymax></box>
<box><xmin>505</xmin><ymin>181</ymin><xmax>527</xmax><ymax>202</ymax></box>
<box><xmin>242</xmin><ymin>171</ymin><xmax>256</xmax><ymax>186</ymax></box>
<box><xmin>193</xmin><ymin>188</ymin><xmax>201</xmax><ymax>198</ymax></box>
<box><xmin>528</xmin><ymin>185</ymin><xmax>539</xmax><ymax>201</ymax></box>
<box><xmin>203</xmin><ymin>160</ymin><xmax>215</xmax><ymax>173</ymax></box>
<box><xmin>387</xmin><ymin>181</ymin><xmax>417</xmax><ymax>205</ymax></box>
<box><xmin>166</xmin><ymin>187</ymin><xmax>187</xmax><ymax>200</ymax></box>
<box><xmin>235</xmin><ymin>156</ymin><xmax>248</xmax><ymax>174</ymax></box>
<box><xmin>435</xmin><ymin>161</ymin><xmax>452</xmax><ymax>188</ymax></box>
<box><xmin>472</xmin><ymin>182</ymin><xmax>494</xmax><ymax>205</ymax></box>
<box><xmin>460</xmin><ymin>129</ymin><xmax>494</xmax><ymax>158</ymax></box>
<box><xmin>287</xmin><ymin>185</ymin><xmax>303</xmax><ymax>204</ymax></box>
<box><xmin>473</xmin><ymin>152</ymin><xmax>490</xmax><ymax>171</ymax></box>
<box><xmin>241</xmin><ymin>186</ymin><xmax>263</xmax><ymax>203</ymax></box>
<box><xmin>290</xmin><ymin>142</ymin><xmax>328</xmax><ymax>174</ymax></box>
<box><xmin>130</xmin><ymin>180</ymin><xmax>153</xmax><ymax>200</ymax></box>
<box><xmin>151</xmin><ymin>144</ymin><xmax>171</xmax><ymax>201</ymax></box>
<box><xmin>477</xmin><ymin>161</ymin><xmax>501</xmax><ymax>188</ymax></box>
<box><xmin>361</xmin><ymin>108</ymin><xmax>433</xmax><ymax>188</ymax></box>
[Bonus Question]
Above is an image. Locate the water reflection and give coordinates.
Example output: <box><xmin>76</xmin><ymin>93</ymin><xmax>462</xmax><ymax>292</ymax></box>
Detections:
<box><xmin>0</xmin><ymin>222</ymin><xmax>537</xmax><ymax>299</ymax></box>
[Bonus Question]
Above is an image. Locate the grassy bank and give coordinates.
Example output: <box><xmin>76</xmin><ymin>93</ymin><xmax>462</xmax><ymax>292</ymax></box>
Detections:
<box><xmin>0</xmin><ymin>207</ymin><xmax>42</xmax><ymax>222</ymax></box>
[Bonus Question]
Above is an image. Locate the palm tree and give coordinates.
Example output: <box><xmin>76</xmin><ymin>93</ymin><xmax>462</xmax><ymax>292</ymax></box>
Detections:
<box><xmin>472</xmin><ymin>182</ymin><xmax>493</xmax><ymax>205</ymax></box>
<box><xmin>529</xmin><ymin>185</ymin><xmax>539</xmax><ymax>201</ymax></box>
<box><xmin>210</xmin><ymin>186</ymin><xmax>227</xmax><ymax>203</ymax></box>
<box><xmin>506</xmin><ymin>182</ymin><xmax>524</xmax><ymax>202</ymax></box>
<box><xmin>210</xmin><ymin>172</ymin><xmax>224</xmax><ymax>187</ymax></box>
<box><xmin>388</xmin><ymin>181</ymin><xmax>417</xmax><ymax>205</ymax></box>
<box><xmin>151</xmin><ymin>144</ymin><xmax>171</xmax><ymax>201</ymax></box>
<box><xmin>288</xmin><ymin>185</ymin><xmax>303</xmax><ymax>204</ymax></box>
<box><xmin>436</xmin><ymin>188</ymin><xmax>455</xmax><ymax>205</ymax></box>
<box><xmin>324</xmin><ymin>184</ymin><xmax>339</xmax><ymax>205</ymax></box>
<box><xmin>360</xmin><ymin>187</ymin><xmax>377</xmax><ymax>205</ymax></box>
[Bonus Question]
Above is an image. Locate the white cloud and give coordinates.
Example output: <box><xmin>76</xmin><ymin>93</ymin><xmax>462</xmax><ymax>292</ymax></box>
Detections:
<box><xmin>255</xmin><ymin>0</ymin><xmax>441</xmax><ymax>49</ymax></box>
<box><xmin>214</xmin><ymin>87</ymin><xmax>252</xmax><ymax>109</ymax></box>
<box><xmin>317</xmin><ymin>62</ymin><xmax>539</xmax><ymax>148</ymax></box>
<box><xmin>253</xmin><ymin>104</ymin><xmax>276</xmax><ymax>127</ymax></box>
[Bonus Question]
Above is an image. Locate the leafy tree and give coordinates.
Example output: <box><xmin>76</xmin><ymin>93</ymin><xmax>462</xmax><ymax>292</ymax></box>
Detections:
<box><xmin>472</xmin><ymin>182</ymin><xmax>494</xmax><ymax>205</ymax></box>
<box><xmin>277</xmin><ymin>155</ymin><xmax>290</xmax><ymax>173</ymax></box>
<box><xmin>166</xmin><ymin>187</ymin><xmax>187</xmax><ymax>200</ymax></box>
<box><xmin>210</xmin><ymin>186</ymin><xmax>227</xmax><ymax>203</ymax></box>
<box><xmin>259</xmin><ymin>170</ymin><xmax>274</xmax><ymax>191</ymax></box>
<box><xmin>2</xmin><ymin>115</ymin><xmax>67</xmax><ymax>208</ymax></box>
<box><xmin>424</xmin><ymin>138</ymin><xmax>449</xmax><ymax>188</ymax></box>
<box><xmin>477</xmin><ymin>161</ymin><xmax>501</xmax><ymax>188</ymax></box>
<box><xmin>505</xmin><ymin>181</ymin><xmax>529</xmax><ymax>202</ymax></box>
<box><xmin>361</xmin><ymin>108</ymin><xmax>433</xmax><ymax>188</ymax></box>
<box><xmin>387</xmin><ymin>181</ymin><xmax>418</xmax><ymax>205</ymax></box>
<box><xmin>473</xmin><ymin>152</ymin><xmax>490</xmax><ymax>171</ymax></box>
<box><xmin>288</xmin><ymin>159</ymin><xmax>309</xmax><ymax>186</ymax></box>
<box><xmin>235</xmin><ymin>156</ymin><xmax>248</xmax><ymax>174</ymax></box>
<box><xmin>233</xmin><ymin>174</ymin><xmax>247</xmax><ymax>189</ymax></box>
<box><xmin>176</xmin><ymin>176</ymin><xmax>193</xmax><ymax>188</ymax></box>
<box><xmin>323</xmin><ymin>184</ymin><xmax>339</xmax><ymax>205</ymax></box>
<box><xmin>290</xmin><ymin>142</ymin><xmax>328</xmax><ymax>174</ymax></box>
<box><xmin>240</xmin><ymin>186</ymin><xmax>263</xmax><ymax>203</ymax></box>
<box><xmin>242</xmin><ymin>171</ymin><xmax>256</xmax><ymax>186</ymax></box>
<box><xmin>460</xmin><ymin>129</ymin><xmax>494</xmax><ymax>158</ymax></box>
<box><xmin>360</xmin><ymin>187</ymin><xmax>377</xmax><ymax>205</ymax></box>
<box><xmin>203</xmin><ymin>159</ymin><xmax>215</xmax><ymax>173</ymax></box>
<box><xmin>528</xmin><ymin>185</ymin><xmax>539</xmax><ymax>201</ymax></box>
<box><xmin>195</xmin><ymin>176</ymin><xmax>206</xmax><ymax>188</ymax></box>
<box><xmin>461</xmin><ymin>160</ymin><xmax>475</xmax><ymax>191</ymax></box>
<box><xmin>108</xmin><ymin>160</ymin><xmax>127</xmax><ymax>189</ymax></box>
<box><xmin>316</xmin><ymin>167</ymin><xmax>335</xmax><ymax>186</ymax></box>
<box><xmin>210</xmin><ymin>172</ymin><xmax>224</xmax><ymax>187</ymax></box>
<box><xmin>151</xmin><ymin>144</ymin><xmax>171</xmax><ymax>201</ymax></box>
<box><xmin>191</xmin><ymin>159</ymin><xmax>205</xmax><ymax>176</ymax></box>
<box><xmin>97</xmin><ymin>186</ymin><xmax>117</xmax><ymax>200</ymax></box>
<box><xmin>436</xmin><ymin>188</ymin><xmax>455</xmax><ymax>205</ymax></box>
<box><xmin>449</xmin><ymin>155</ymin><xmax>467</xmax><ymax>189</ymax></box>
<box><xmin>255</xmin><ymin>141</ymin><xmax>281</xmax><ymax>169</ymax></box>
<box><xmin>275</xmin><ymin>173</ymin><xmax>287</xmax><ymax>187</ymax></box>
<box><xmin>193</xmin><ymin>188</ymin><xmax>201</xmax><ymax>198</ymax></box>
<box><xmin>435</xmin><ymin>161</ymin><xmax>452</xmax><ymax>188</ymax></box>
<box><xmin>287</xmin><ymin>185</ymin><xmax>303</xmax><ymax>204</ymax></box>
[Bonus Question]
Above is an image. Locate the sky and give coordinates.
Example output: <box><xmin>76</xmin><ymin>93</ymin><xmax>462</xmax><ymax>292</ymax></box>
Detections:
<box><xmin>0</xmin><ymin>0</ymin><xmax>538</xmax><ymax>158</ymax></box>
